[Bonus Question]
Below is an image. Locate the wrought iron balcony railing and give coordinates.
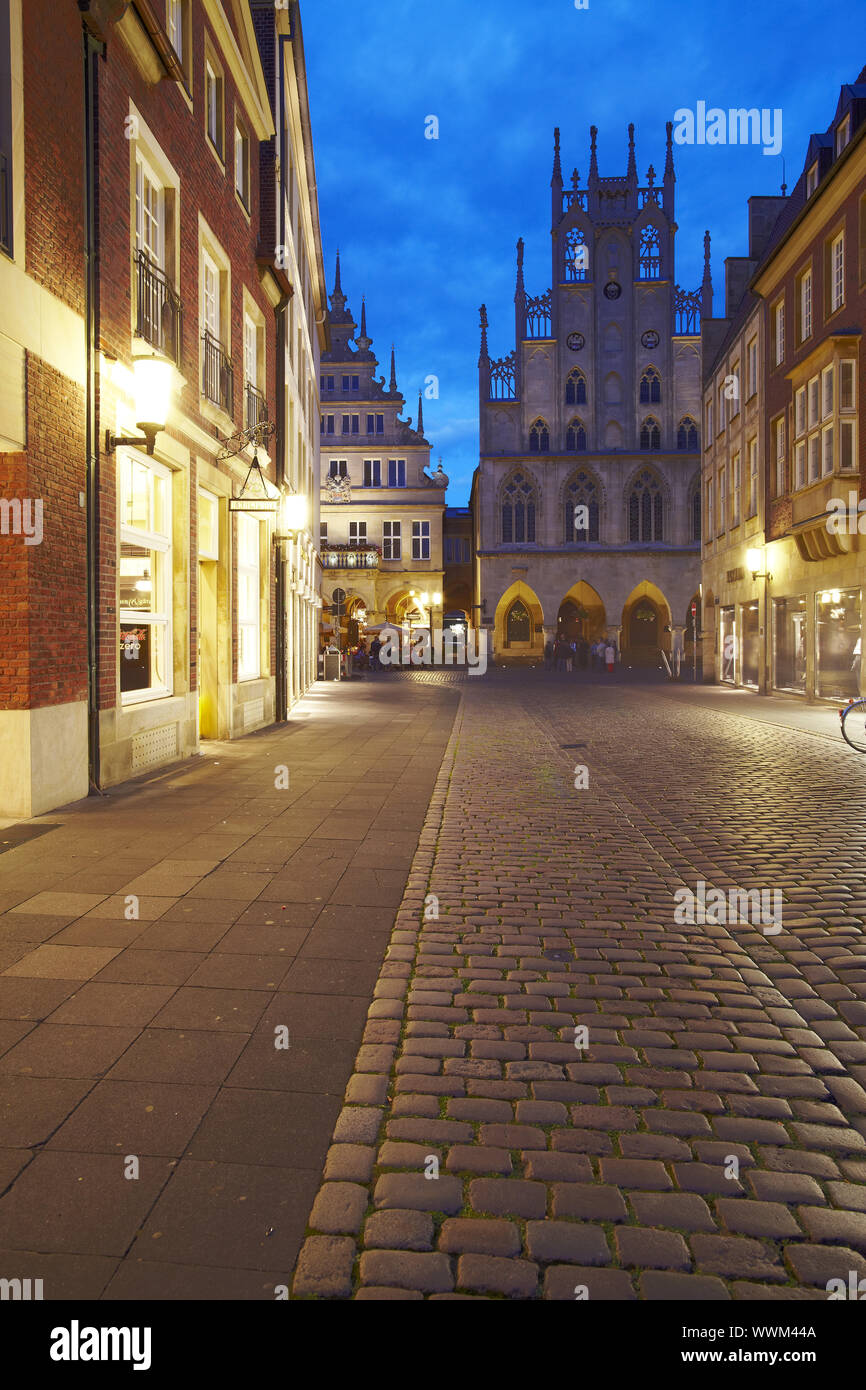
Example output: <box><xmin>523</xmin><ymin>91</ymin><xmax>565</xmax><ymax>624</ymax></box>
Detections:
<box><xmin>202</xmin><ymin>329</ymin><xmax>234</xmax><ymax>415</ymax></box>
<box><xmin>322</xmin><ymin>545</ymin><xmax>380</xmax><ymax>570</ymax></box>
<box><xmin>245</xmin><ymin>381</ymin><xmax>268</xmax><ymax>431</ymax></box>
<box><xmin>134</xmin><ymin>251</ymin><xmax>183</xmax><ymax>364</ymax></box>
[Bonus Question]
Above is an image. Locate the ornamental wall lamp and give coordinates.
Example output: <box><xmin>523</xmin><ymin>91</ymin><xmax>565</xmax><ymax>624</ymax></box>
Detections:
<box><xmin>105</xmin><ymin>353</ymin><xmax>174</xmax><ymax>457</ymax></box>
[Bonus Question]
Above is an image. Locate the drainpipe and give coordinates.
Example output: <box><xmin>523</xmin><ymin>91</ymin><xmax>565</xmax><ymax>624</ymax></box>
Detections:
<box><xmin>273</xmin><ymin>31</ymin><xmax>293</xmax><ymax>722</ymax></box>
<box><xmin>82</xmin><ymin>19</ymin><xmax>104</xmax><ymax>793</ymax></box>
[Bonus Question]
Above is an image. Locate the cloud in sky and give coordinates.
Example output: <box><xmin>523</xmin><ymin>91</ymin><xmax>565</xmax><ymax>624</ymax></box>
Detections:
<box><xmin>302</xmin><ymin>0</ymin><xmax>866</xmax><ymax>505</ymax></box>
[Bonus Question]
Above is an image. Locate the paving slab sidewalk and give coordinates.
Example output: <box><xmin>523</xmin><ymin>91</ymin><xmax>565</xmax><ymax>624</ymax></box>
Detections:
<box><xmin>0</xmin><ymin>676</ymin><xmax>458</xmax><ymax>1299</ymax></box>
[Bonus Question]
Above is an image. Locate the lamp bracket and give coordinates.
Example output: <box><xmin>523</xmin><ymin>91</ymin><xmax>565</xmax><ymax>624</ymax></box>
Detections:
<box><xmin>105</xmin><ymin>428</ymin><xmax>156</xmax><ymax>456</ymax></box>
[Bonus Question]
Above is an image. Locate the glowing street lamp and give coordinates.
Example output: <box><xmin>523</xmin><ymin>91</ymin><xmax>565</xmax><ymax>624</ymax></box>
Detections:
<box><xmin>279</xmin><ymin>489</ymin><xmax>309</xmax><ymax>538</ymax></box>
<box><xmin>105</xmin><ymin>353</ymin><xmax>173</xmax><ymax>456</ymax></box>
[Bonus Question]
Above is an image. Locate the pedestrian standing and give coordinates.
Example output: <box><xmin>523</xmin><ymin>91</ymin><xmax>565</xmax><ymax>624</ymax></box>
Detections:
<box><xmin>605</xmin><ymin>642</ymin><xmax>615</xmax><ymax>674</ymax></box>
<box><xmin>544</xmin><ymin>639</ymin><xmax>553</xmax><ymax>671</ymax></box>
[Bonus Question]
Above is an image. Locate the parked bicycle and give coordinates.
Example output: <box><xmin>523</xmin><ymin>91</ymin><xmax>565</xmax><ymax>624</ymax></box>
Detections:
<box><xmin>840</xmin><ymin>697</ymin><xmax>866</xmax><ymax>751</ymax></box>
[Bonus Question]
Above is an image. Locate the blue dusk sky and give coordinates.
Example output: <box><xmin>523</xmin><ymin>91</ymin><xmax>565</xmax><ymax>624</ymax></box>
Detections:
<box><xmin>302</xmin><ymin>0</ymin><xmax>866</xmax><ymax>507</ymax></box>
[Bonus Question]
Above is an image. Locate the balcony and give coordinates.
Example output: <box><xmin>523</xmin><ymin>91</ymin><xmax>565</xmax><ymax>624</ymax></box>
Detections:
<box><xmin>245</xmin><ymin>382</ymin><xmax>268</xmax><ymax>431</ymax></box>
<box><xmin>134</xmin><ymin>251</ymin><xmax>183</xmax><ymax>364</ymax></box>
<box><xmin>322</xmin><ymin>545</ymin><xmax>380</xmax><ymax>570</ymax></box>
<box><xmin>202</xmin><ymin>329</ymin><xmax>234</xmax><ymax>416</ymax></box>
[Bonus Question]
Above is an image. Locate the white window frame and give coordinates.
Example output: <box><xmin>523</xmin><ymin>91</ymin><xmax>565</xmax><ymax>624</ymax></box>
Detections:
<box><xmin>705</xmin><ymin>478</ymin><xmax>714</xmax><ymax>540</ymax></box>
<box><xmin>774</xmin><ymin>299</ymin><xmax>785</xmax><ymax>366</ymax></box>
<box><xmin>822</xmin><ymin>364</ymin><xmax>834</xmax><ymax>421</ymax></box>
<box><xmin>795</xmin><ymin>439</ymin><xmax>806</xmax><ymax>490</ymax></box>
<box><xmin>205</xmin><ymin>58</ymin><xmax>223</xmax><ymax>158</ymax></box>
<box><xmin>840</xmin><ymin>359</ymin><xmax>856</xmax><ymax>412</ymax></box>
<box><xmin>388</xmin><ymin>458</ymin><xmax>406</xmax><ymax>487</ymax></box>
<box><xmin>806</xmin><ymin>161</ymin><xmax>819</xmax><ymax>197</ymax></box>
<box><xmin>822</xmin><ymin>423</ymin><xmax>834</xmax><ymax>477</ymax></box>
<box><xmin>412</xmin><ymin>520</ymin><xmax>431</xmax><ymax>560</ymax></box>
<box><xmin>795</xmin><ymin>386</ymin><xmax>807</xmax><ymax>438</ymax></box>
<box><xmin>836</xmin><ymin>115</ymin><xmax>851</xmax><ymax>156</ymax></box>
<box><xmin>730</xmin><ymin>361</ymin><xmax>740</xmax><ymax>418</ymax></box>
<box><xmin>840</xmin><ymin>418</ymin><xmax>857</xmax><ymax>472</ymax></box>
<box><xmin>774</xmin><ymin>416</ymin><xmax>786</xmax><ymax>496</ymax></box>
<box><xmin>202</xmin><ymin>247</ymin><xmax>220</xmax><ymax>340</ymax></box>
<box><xmin>383</xmin><ymin>520</ymin><xmax>401</xmax><ymax>560</ymax></box>
<box><xmin>747</xmin><ymin>337</ymin><xmax>758</xmax><ymax>397</ymax></box>
<box><xmin>363</xmin><ymin>458</ymin><xmax>382</xmax><ymax>488</ymax></box>
<box><xmin>808</xmin><ymin>431</ymin><xmax>821</xmax><ymax>483</ymax></box>
<box><xmin>731</xmin><ymin>453</ymin><xmax>741</xmax><ymax>526</ymax></box>
<box><xmin>235</xmin><ymin>117</ymin><xmax>250</xmax><ymax>208</ymax></box>
<box><xmin>119</xmin><ymin>451</ymin><xmax>173</xmax><ymax>705</ymax></box>
<box><xmin>237</xmin><ymin>513</ymin><xmax>261</xmax><ymax>682</ymax></box>
<box><xmin>349</xmin><ymin>521</ymin><xmax>367</xmax><ymax>545</ymax></box>
<box><xmin>135</xmin><ymin>152</ymin><xmax>165</xmax><ymax>268</ymax></box>
<box><xmin>831</xmin><ymin>233</ymin><xmax>845</xmax><ymax>313</ymax></box>
<box><xmin>800</xmin><ymin>268</ymin><xmax>812</xmax><ymax>341</ymax></box>
<box><xmin>807</xmin><ymin>375</ymin><xmax>820</xmax><ymax>429</ymax></box>
<box><xmin>747</xmin><ymin>437</ymin><xmax>758</xmax><ymax>517</ymax></box>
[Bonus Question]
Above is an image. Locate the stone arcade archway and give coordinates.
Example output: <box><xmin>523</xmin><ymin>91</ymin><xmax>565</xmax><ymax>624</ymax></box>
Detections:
<box><xmin>621</xmin><ymin>581</ymin><xmax>672</xmax><ymax>667</ymax></box>
<box><xmin>493</xmin><ymin>581</ymin><xmax>545</xmax><ymax>663</ymax></box>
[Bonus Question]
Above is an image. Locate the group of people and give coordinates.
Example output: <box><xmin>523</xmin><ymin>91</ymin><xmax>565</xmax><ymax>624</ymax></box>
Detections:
<box><xmin>545</xmin><ymin>635</ymin><xmax>618</xmax><ymax>673</ymax></box>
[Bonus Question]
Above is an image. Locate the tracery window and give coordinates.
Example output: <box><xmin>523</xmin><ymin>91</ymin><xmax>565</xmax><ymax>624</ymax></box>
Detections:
<box><xmin>501</xmin><ymin>472</ymin><xmax>537</xmax><ymax>544</ymax></box>
<box><xmin>639</xmin><ymin>416</ymin><xmax>661</xmax><ymax>450</ymax></box>
<box><xmin>639</xmin><ymin>225</ymin><xmax>661</xmax><ymax>279</ymax></box>
<box><xmin>529</xmin><ymin>418</ymin><xmax>550</xmax><ymax>452</ymax></box>
<box><xmin>639</xmin><ymin>368</ymin><xmax>661</xmax><ymax>405</ymax></box>
<box><xmin>565</xmin><ymin>417</ymin><xmax>587</xmax><ymax>452</ymax></box>
<box><xmin>628</xmin><ymin>468</ymin><xmax>664</xmax><ymax>542</ymax></box>
<box><xmin>677</xmin><ymin>415</ymin><xmax>698</xmax><ymax>450</ymax></box>
<box><xmin>564</xmin><ymin>470</ymin><xmax>600</xmax><ymax>543</ymax></box>
<box><xmin>565</xmin><ymin>370</ymin><xmax>587</xmax><ymax>406</ymax></box>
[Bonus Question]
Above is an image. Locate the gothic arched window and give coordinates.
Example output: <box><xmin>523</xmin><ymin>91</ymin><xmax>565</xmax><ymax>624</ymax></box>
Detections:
<box><xmin>506</xmin><ymin>599</ymin><xmax>531</xmax><ymax>644</ymax></box>
<box><xmin>565</xmin><ymin>417</ymin><xmax>587</xmax><ymax>452</ymax></box>
<box><xmin>565</xmin><ymin>227</ymin><xmax>589</xmax><ymax>282</ymax></box>
<box><xmin>564</xmin><ymin>470</ymin><xmax>600</xmax><ymax>543</ymax></box>
<box><xmin>639</xmin><ymin>368</ymin><xmax>661</xmax><ymax>405</ymax></box>
<box><xmin>628</xmin><ymin>468</ymin><xmax>664</xmax><ymax>542</ymax></box>
<box><xmin>565</xmin><ymin>370</ymin><xmax>587</xmax><ymax>406</ymax></box>
<box><xmin>677</xmin><ymin>415</ymin><xmax>698</xmax><ymax>450</ymax></box>
<box><xmin>529</xmin><ymin>418</ymin><xmax>549</xmax><ymax>452</ymax></box>
<box><xmin>639</xmin><ymin>416</ymin><xmax>661</xmax><ymax>451</ymax></box>
<box><xmin>501</xmin><ymin>471</ymin><xmax>537</xmax><ymax>544</ymax></box>
<box><xmin>639</xmin><ymin>225</ymin><xmax>661</xmax><ymax>279</ymax></box>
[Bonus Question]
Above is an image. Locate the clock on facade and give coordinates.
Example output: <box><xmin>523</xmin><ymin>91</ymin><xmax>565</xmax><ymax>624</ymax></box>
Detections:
<box><xmin>603</xmin><ymin>281</ymin><xmax>621</xmax><ymax>300</ymax></box>
<box><xmin>566</xmin><ymin>332</ymin><xmax>585</xmax><ymax>351</ymax></box>
<box><xmin>641</xmin><ymin>330</ymin><xmax>660</xmax><ymax>349</ymax></box>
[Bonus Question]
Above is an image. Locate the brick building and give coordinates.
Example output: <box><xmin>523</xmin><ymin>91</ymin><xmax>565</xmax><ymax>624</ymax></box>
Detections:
<box><xmin>702</xmin><ymin>67</ymin><xmax>866</xmax><ymax>700</ymax></box>
<box><xmin>0</xmin><ymin>0</ymin><xmax>326</xmax><ymax>817</ymax></box>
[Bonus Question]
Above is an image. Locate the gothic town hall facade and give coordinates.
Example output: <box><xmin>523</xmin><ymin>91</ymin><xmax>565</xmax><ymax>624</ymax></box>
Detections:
<box><xmin>471</xmin><ymin>124</ymin><xmax>709</xmax><ymax>665</ymax></box>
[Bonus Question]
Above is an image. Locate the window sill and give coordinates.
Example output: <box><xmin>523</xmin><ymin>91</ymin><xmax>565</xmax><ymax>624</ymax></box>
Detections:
<box><xmin>121</xmin><ymin>687</ymin><xmax>173</xmax><ymax>707</ymax></box>
<box><xmin>200</xmin><ymin>396</ymin><xmax>236</xmax><ymax>436</ymax></box>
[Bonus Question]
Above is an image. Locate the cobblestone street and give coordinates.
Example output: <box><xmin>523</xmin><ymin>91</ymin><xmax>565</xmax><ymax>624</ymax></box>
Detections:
<box><xmin>295</xmin><ymin>670</ymin><xmax>866</xmax><ymax>1300</ymax></box>
<box><xmin>3</xmin><ymin>670</ymin><xmax>866</xmax><ymax>1302</ymax></box>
